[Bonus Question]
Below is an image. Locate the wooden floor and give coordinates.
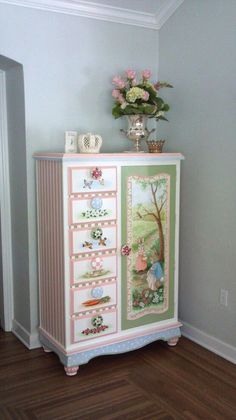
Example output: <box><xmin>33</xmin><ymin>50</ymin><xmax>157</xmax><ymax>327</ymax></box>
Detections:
<box><xmin>1</xmin><ymin>331</ymin><xmax>236</xmax><ymax>419</ymax></box>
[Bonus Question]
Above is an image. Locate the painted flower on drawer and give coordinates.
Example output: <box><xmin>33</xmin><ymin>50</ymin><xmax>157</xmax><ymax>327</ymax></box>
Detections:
<box><xmin>81</xmin><ymin>315</ymin><xmax>109</xmax><ymax>336</ymax></box>
<box><xmin>81</xmin><ymin>209</ymin><xmax>109</xmax><ymax>219</ymax></box>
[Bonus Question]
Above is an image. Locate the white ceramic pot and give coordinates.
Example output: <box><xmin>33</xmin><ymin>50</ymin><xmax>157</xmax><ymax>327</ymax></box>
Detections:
<box><xmin>78</xmin><ymin>133</ymin><xmax>103</xmax><ymax>153</ymax></box>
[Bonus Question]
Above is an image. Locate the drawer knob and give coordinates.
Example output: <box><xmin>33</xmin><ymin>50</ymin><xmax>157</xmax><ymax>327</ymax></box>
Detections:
<box><xmin>90</xmin><ymin>197</ymin><xmax>103</xmax><ymax>210</ymax></box>
<box><xmin>92</xmin><ymin>315</ymin><xmax>104</xmax><ymax>327</ymax></box>
<box><xmin>121</xmin><ymin>245</ymin><xmax>131</xmax><ymax>256</ymax></box>
<box><xmin>91</xmin><ymin>167</ymin><xmax>103</xmax><ymax>180</ymax></box>
<box><xmin>91</xmin><ymin>227</ymin><xmax>103</xmax><ymax>240</ymax></box>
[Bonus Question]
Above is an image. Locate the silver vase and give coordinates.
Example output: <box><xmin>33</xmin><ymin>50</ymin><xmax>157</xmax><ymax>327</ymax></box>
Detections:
<box><xmin>121</xmin><ymin>114</ymin><xmax>155</xmax><ymax>153</ymax></box>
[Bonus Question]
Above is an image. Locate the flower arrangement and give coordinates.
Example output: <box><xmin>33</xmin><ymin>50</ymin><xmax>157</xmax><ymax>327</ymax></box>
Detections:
<box><xmin>112</xmin><ymin>69</ymin><xmax>172</xmax><ymax>121</ymax></box>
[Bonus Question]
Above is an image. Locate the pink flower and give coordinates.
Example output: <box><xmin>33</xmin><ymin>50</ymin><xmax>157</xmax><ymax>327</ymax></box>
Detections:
<box><xmin>154</xmin><ymin>81</ymin><xmax>161</xmax><ymax>91</ymax></box>
<box><xmin>112</xmin><ymin>75</ymin><xmax>126</xmax><ymax>89</ymax></box>
<box><xmin>112</xmin><ymin>76</ymin><xmax>121</xmax><ymax>85</ymax></box>
<box><xmin>131</xmin><ymin>78</ymin><xmax>137</xmax><ymax>86</ymax></box>
<box><xmin>117</xmin><ymin>93</ymin><xmax>125</xmax><ymax>104</ymax></box>
<box><xmin>143</xmin><ymin>91</ymin><xmax>149</xmax><ymax>101</ymax></box>
<box><xmin>112</xmin><ymin>89</ymin><xmax>120</xmax><ymax>99</ymax></box>
<box><xmin>142</xmin><ymin>69</ymin><xmax>152</xmax><ymax>80</ymax></box>
<box><xmin>112</xmin><ymin>87</ymin><xmax>126</xmax><ymax>104</ymax></box>
<box><xmin>125</xmin><ymin>69</ymin><xmax>136</xmax><ymax>80</ymax></box>
<box><xmin>118</xmin><ymin>80</ymin><xmax>126</xmax><ymax>89</ymax></box>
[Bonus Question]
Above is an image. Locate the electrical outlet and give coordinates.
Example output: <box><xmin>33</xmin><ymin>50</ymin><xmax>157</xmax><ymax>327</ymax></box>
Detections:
<box><xmin>219</xmin><ymin>289</ymin><xmax>228</xmax><ymax>306</ymax></box>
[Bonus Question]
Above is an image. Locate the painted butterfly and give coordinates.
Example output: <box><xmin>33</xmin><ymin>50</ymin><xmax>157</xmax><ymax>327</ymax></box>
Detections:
<box><xmin>83</xmin><ymin>179</ymin><xmax>93</xmax><ymax>189</ymax></box>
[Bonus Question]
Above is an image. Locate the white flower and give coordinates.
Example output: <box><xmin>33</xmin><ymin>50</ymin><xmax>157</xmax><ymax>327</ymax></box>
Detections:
<box><xmin>152</xmin><ymin>295</ymin><xmax>159</xmax><ymax>303</ymax></box>
<box><xmin>126</xmin><ymin>87</ymin><xmax>146</xmax><ymax>103</ymax></box>
<box><xmin>155</xmin><ymin>111</ymin><xmax>165</xmax><ymax>117</ymax></box>
<box><xmin>121</xmin><ymin>102</ymin><xmax>128</xmax><ymax>110</ymax></box>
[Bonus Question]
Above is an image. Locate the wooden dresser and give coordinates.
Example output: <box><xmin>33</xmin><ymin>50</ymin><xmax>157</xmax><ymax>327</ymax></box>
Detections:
<box><xmin>34</xmin><ymin>153</ymin><xmax>184</xmax><ymax>375</ymax></box>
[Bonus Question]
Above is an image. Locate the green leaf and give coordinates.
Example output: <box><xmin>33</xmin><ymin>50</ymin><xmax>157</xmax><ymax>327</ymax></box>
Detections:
<box><xmin>112</xmin><ymin>104</ymin><xmax>123</xmax><ymax>119</ymax></box>
<box><xmin>162</xmin><ymin>103</ymin><xmax>170</xmax><ymax>112</ymax></box>
<box><xmin>153</xmin><ymin>97</ymin><xmax>165</xmax><ymax>109</ymax></box>
<box><xmin>157</xmin><ymin>81</ymin><xmax>173</xmax><ymax>88</ymax></box>
<box><xmin>156</xmin><ymin>115</ymin><xmax>169</xmax><ymax>121</ymax></box>
<box><xmin>123</xmin><ymin>105</ymin><xmax>140</xmax><ymax>115</ymax></box>
<box><xmin>142</xmin><ymin>104</ymin><xmax>156</xmax><ymax>115</ymax></box>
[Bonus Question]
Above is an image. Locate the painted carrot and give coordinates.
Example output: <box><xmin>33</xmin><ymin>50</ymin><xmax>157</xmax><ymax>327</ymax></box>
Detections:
<box><xmin>83</xmin><ymin>299</ymin><xmax>101</xmax><ymax>306</ymax></box>
<box><xmin>82</xmin><ymin>296</ymin><xmax>111</xmax><ymax>306</ymax></box>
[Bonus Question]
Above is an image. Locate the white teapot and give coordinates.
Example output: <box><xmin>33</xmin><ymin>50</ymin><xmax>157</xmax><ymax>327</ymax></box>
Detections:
<box><xmin>78</xmin><ymin>132</ymin><xmax>103</xmax><ymax>154</ymax></box>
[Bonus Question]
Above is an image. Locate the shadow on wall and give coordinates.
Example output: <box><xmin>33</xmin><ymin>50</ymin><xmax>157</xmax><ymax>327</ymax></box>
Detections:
<box><xmin>0</xmin><ymin>55</ymin><xmax>30</xmax><ymax>333</ymax></box>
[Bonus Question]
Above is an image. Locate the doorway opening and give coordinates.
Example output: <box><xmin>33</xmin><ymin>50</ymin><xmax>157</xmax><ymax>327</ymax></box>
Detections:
<box><xmin>0</xmin><ymin>55</ymin><xmax>29</xmax><ymax>332</ymax></box>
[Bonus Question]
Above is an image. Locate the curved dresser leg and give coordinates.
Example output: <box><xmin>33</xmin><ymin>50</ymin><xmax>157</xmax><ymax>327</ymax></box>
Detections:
<box><xmin>64</xmin><ymin>366</ymin><xmax>79</xmax><ymax>376</ymax></box>
<box><xmin>167</xmin><ymin>336</ymin><xmax>180</xmax><ymax>347</ymax></box>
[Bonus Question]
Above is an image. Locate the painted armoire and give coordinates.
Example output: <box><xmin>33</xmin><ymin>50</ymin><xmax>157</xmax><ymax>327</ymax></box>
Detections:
<box><xmin>34</xmin><ymin>152</ymin><xmax>184</xmax><ymax>375</ymax></box>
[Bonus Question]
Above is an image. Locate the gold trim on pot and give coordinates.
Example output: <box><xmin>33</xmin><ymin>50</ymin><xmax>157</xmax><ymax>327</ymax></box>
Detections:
<box><xmin>146</xmin><ymin>140</ymin><xmax>165</xmax><ymax>153</ymax></box>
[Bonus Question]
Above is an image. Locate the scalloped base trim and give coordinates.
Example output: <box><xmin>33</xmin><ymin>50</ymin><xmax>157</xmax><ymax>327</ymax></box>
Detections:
<box><xmin>39</xmin><ymin>325</ymin><xmax>181</xmax><ymax>374</ymax></box>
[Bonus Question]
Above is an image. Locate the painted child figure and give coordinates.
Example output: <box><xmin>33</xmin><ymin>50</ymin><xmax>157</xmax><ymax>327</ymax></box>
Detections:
<box><xmin>146</xmin><ymin>261</ymin><xmax>164</xmax><ymax>290</ymax></box>
<box><xmin>135</xmin><ymin>238</ymin><xmax>147</xmax><ymax>272</ymax></box>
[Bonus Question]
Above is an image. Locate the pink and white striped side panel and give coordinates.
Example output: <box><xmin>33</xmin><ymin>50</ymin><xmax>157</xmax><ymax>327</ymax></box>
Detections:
<box><xmin>36</xmin><ymin>160</ymin><xmax>65</xmax><ymax>346</ymax></box>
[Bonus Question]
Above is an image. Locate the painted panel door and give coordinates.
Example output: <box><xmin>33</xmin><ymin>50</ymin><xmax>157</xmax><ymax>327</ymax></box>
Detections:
<box><xmin>121</xmin><ymin>165</ymin><xmax>176</xmax><ymax>330</ymax></box>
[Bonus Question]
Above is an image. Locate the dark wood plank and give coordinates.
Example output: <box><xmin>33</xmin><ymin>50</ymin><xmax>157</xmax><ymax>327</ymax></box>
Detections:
<box><xmin>0</xmin><ymin>330</ymin><xmax>236</xmax><ymax>419</ymax></box>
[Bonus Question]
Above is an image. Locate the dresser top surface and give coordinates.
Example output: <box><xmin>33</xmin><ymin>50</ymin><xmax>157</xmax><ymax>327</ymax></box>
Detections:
<box><xmin>33</xmin><ymin>152</ymin><xmax>184</xmax><ymax>161</ymax></box>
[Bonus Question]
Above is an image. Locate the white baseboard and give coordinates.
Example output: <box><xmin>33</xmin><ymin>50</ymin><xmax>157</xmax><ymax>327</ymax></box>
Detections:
<box><xmin>181</xmin><ymin>321</ymin><xmax>236</xmax><ymax>365</ymax></box>
<box><xmin>12</xmin><ymin>319</ymin><xmax>41</xmax><ymax>349</ymax></box>
<box><xmin>12</xmin><ymin>318</ymin><xmax>236</xmax><ymax>364</ymax></box>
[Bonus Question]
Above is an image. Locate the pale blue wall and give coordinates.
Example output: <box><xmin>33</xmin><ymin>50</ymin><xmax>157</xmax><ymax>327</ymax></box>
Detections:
<box><xmin>0</xmin><ymin>3</ymin><xmax>159</xmax><ymax>335</ymax></box>
<box><xmin>159</xmin><ymin>0</ymin><xmax>236</xmax><ymax>346</ymax></box>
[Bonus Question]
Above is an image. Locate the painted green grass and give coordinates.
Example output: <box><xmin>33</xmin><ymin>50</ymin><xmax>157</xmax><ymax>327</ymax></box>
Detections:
<box><xmin>132</xmin><ymin>220</ymin><xmax>156</xmax><ymax>242</ymax></box>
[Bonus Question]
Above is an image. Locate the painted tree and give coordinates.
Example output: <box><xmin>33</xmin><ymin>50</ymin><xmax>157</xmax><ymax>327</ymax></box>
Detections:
<box><xmin>136</xmin><ymin>177</ymin><xmax>167</xmax><ymax>262</ymax></box>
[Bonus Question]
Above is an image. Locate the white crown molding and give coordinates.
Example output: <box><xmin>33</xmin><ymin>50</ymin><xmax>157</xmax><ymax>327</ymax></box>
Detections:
<box><xmin>156</xmin><ymin>0</ymin><xmax>184</xmax><ymax>29</ymax></box>
<box><xmin>0</xmin><ymin>0</ymin><xmax>158</xmax><ymax>29</ymax></box>
<box><xmin>0</xmin><ymin>0</ymin><xmax>184</xmax><ymax>30</ymax></box>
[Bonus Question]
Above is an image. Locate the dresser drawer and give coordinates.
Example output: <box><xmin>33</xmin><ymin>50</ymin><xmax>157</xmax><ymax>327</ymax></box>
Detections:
<box><xmin>70</xmin><ymin>225</ymin><xmax>117</xmax><ymax>256</ymax></box>
<box><xmin>71</xmin><ymin>280</ymin><xmax>117</xmax><ymax>314</ymax></box>
<box><xmin>68</xmin><ymin>166</ymin><xmax>117</xmax><ymax>195</ymax></box>
<box><xmin>70</xmin><ymin>254</ymin><xmax>117</xmax><ymax>285</ymax></box>
<box><xmin>69</xmin><ymin>195</ymin><xmax>116</xmax><ymax>225</ymax></box>
<box><xmin>71</xmin><ymin>308</ymin><xmax>117</xmax><ymax>343</ymax></box>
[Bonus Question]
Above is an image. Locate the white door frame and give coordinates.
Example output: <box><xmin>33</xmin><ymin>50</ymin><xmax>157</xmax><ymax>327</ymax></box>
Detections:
<box><xmin>0</xmin><ymin>69</ymin><xmax>14</xmax><ymax>331</ymax></box>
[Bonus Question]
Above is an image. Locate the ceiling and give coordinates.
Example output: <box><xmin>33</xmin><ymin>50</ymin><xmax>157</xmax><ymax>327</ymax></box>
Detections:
<box><xmin>0</xmin><ymin>0</ymin><xmax>184</xmax><ymax>29</ymax></box>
